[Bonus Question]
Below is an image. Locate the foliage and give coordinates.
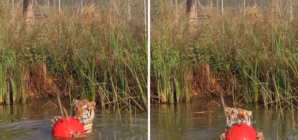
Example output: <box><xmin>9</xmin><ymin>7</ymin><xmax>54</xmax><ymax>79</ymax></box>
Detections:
<box><xmin>151</xmin><ymin>1</ymin><xmax>298</xmax><ymax>107</ymax></box>
<box><xmin>0</xmin><ymin>2</ymin><xmax>147</xmax><ymax>111</ymax></box>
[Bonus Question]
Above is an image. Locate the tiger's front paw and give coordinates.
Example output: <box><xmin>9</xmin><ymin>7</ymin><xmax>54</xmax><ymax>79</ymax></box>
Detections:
<box><xmin>219</xmin><ymin>133</ymin><xmax>225</xmax><ymax>140</ymax></box>
<box><xmin>74</xmin><ymin>116</ymin><xmax>86</xmax><ymax>125</ymax></box>
<box><xmin>257</xmin><ymin>132</ymin><xmax>264</xmax><ymax>140</ymax></box>
<box><xmin>51</xmin><ymin>116</ymin><xmax>63</xmax><ymax>126</ymax></box>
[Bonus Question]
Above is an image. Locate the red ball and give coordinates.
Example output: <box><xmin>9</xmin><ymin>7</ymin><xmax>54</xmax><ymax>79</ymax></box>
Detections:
<box><xmin>52</xmin><ymin>117</ymin><xmax>85</xmax><ymax>138</ymax></box>
<box><xmin>226</xmin><ymin>124</ymin><xmax>256</xmax><ymax>140</ymax></box>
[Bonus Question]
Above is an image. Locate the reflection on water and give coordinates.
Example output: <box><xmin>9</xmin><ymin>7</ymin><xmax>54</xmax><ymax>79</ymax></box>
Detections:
<box><xmin>0</xmin><ymin>99</ymin><xmax>147</xmax><ymax>140</ymax></box>
<box><xmin>151</xmin><ymin>97</ymin><xmax>298</xmax><ymax>140</ymax></box>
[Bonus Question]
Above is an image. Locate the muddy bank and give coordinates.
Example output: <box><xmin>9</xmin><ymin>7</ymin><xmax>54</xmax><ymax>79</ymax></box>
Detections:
<box><xmin>151</xmin><ymin>63</ymin><xmax>231</xmax><ymax>103</ymax></box>
<box><xmin>150</xmin><ymin>62</ymin><xmax>297</xmax><ymax>106</ymax></box>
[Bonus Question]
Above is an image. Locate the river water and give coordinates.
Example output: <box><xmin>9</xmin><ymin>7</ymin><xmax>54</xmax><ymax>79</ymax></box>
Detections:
<box><xmin>0</xmin><ymin>99</ymin><xmax>147</xmax><ymax>140</ymax></box>
<box><xmin>1</xmin><ymin>97</ymin><xmax>297</xmax><ymax>140</ymax></box>
<box><xmin>151</xmin><ymin>97</ymin><xmax>298</xmax><ymax>140</ymax></box>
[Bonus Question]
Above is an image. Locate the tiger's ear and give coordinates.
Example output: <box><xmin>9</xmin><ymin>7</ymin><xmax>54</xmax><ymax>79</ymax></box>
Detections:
<box><xmin>90</xmin><ymin>101</ymin><xmax>96</xmax><ymax>107</ymax></box>
<box><xmin>73</xmin><ymin>99</ymin><xmax>79</xmax><ymax>104</ymax></box>
<box><xmin>246</xmin><ymin>111</ymin><xmax>252</xmax><ymax>116</ymax></box>
<box><xmin>225</xmin><ymin>106</ymin><xmax>233</xmax><ymax>113</ymax></box>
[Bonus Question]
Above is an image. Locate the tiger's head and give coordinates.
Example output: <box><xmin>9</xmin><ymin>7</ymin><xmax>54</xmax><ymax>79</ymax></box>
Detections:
<box><xmin>72</xmin><ymin>99</ymin><xmax>96</xmax><ymax>132</ymax></box>
<box><xmin>225</xmin><ymin>106</ymin><xmax>252</xmax><ymax>128</ymax></box>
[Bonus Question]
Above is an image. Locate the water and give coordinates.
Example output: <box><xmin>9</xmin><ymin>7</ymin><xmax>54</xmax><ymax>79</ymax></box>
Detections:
<box><xmin>151</xmin><ymin>97</ymin><xmax>298</xmax><ymax>140</ymax></box>
<box><xmin>2</xmin><ymin>97</ymin><xmax>297</xmax><ymax>140</ymax></box>
<box><xmin>0</xmin><ymin>99</ymin><xmax>147</xmax><ymax>140</ymax></box>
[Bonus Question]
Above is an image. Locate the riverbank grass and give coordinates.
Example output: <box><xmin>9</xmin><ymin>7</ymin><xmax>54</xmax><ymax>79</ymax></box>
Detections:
<box><xmin>151</xmin><ymin>1</ymin><xmax>298</xmax><ymax>107</ymax></box>
<box><xmin>0</xmin><ymin>2</ymin><xmax>147</xmax><ymax>111</ymax></box>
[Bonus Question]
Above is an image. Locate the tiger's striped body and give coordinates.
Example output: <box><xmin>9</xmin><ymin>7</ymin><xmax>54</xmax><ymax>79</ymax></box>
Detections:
<box><xmin>219</xmin><ymin>106</ymin><xmax>264</xmax><ymax>140</ymax></box>
<box><xmin>51</xmin><ymin>99</ymin><xmax>96</xmax><ymax>133</ymax></box>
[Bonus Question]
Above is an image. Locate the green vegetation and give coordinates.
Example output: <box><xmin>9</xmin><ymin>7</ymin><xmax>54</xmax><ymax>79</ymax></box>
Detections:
<box><xmin>151</xmin><ymin>1</ymin><xmax>298</xmax><ymax>107</ymax></box>
<box><xmin>0</xmin><ymin>2</ymin><xmax>147</xmax><ymax>111</ymax></box>
<box><xmin>150</xmin><ymin>102</ymin><xmax>298</xmax><ymax>139</ymax></box>
<box><xmin>0</xmin><ymin>99</ymin><xmax>147</xmax><ymax>139</ymax></box>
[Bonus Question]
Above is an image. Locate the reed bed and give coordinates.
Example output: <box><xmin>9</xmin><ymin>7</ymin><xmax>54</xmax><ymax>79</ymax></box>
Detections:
<box><xmin>150</xmin><ymin>101</ymin><xmax>298</xmax><ymax>139</ymax></box>
<box><xmin>0</xmin><ymin>2</ymin><xmax>147</xmax><ymax>111</ymax></box>
<box><xmin>151</xmin><ymin>1</ymin><xmax>298</xmax><ymax>107</ymax></box>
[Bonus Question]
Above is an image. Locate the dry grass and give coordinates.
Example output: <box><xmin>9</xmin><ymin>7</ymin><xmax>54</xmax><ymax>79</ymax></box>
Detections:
<box><xmin>151</xmin><ymin>1</ymin><xmax>298</xmax><ymax>106</ymax></box>
<box><xmin>0</xmin><ymin>1</ymin><xmax>147</xmax><ymax>111</ymax></box>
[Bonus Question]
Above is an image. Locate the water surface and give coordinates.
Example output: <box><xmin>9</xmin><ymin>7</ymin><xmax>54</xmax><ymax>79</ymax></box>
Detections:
<box><xmin>0</xmin><ymin>99</ymin><xmax>147</xmax><ymax>140</ymax></box>
<box><xmin>151</xmin><ymin>97</ymin><xmax>298</xmax><ymax>140</ymax></box>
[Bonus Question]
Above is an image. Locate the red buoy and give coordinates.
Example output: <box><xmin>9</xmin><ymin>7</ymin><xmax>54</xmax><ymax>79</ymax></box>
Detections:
<box><xmin>52</xmin><ymin>117</ymin><xmax>85</xmax><ymax>138</ymax></box>
<box><xmin>226</xmin><ymin>124</ymin><xmax>256</xmax><ymax>140</ymax></box>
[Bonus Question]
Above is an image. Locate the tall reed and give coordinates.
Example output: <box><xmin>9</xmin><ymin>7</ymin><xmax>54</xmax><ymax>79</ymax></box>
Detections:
<box><xmin>0</xmin><ymin>2</ymin><xmax>147</xmax><ymax>111</ymax></box>
<box><xmin>151</xmin><ymin>1</ymin><xmax>298</xmax><ymax>106</ymax></box>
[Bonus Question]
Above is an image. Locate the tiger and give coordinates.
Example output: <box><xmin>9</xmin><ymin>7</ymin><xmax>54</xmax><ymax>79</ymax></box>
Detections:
<box><xmin>219</xmin><ymin>106</ymin><xmax>264</xmax><ymax>140</ymax></box>
<box><xmin>225</xmin><ymin>106</ymin><xmax>252</xmax><ymax>127</ymax></box>
<box><xmin>51</xmin><ymin>99</ymin><xmax>96</xmax><ymax>134</ymax></box>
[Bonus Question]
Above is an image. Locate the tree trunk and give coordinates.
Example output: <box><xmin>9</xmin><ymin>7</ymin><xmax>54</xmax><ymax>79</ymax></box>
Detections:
<box><xmin>23</xmin><ymin>0</ymin><xmax>30</xmax><ymax>15</ymax></box>
<box><xmin>186</xmin><ymin>0</ymin><xmax>195</xmax><ymax>25</ymax></box>
<box><xmin>186</xmin><ymin>0</ymin><xmax>195</xmax><ymax>14</ymax></box>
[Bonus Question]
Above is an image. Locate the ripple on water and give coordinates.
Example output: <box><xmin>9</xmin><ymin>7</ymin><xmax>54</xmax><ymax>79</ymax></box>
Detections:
<box><xmin>150</xmin><ymin>97</ymin><xmax>298</xmax><ymax>140</ymax></box>
<box><xmin>0</xmin><ymin>120</ymin><xmax>52</xmax><ymax>140</ymax></box>
<box><xmin>0</xmin><ymin>99</ymin><xmax>148</xmax><ymax>140</ymax></box>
